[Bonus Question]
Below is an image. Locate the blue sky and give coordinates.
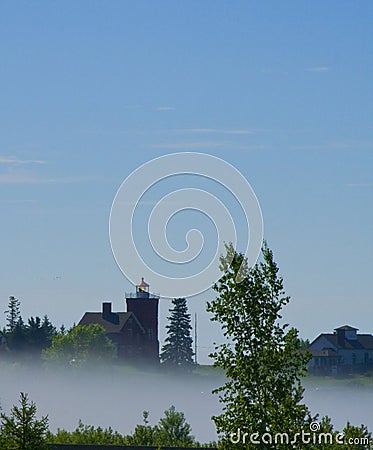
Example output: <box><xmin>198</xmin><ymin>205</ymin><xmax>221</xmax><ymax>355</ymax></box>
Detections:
<box><xmin>1</xmin><ymin>1</ymin><xmax>372</xmax><ymax>363</ymax></box>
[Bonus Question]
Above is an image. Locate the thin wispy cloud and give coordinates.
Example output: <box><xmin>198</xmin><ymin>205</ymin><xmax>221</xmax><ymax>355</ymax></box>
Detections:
<box><xmin>151</xmin><ymin>141</ymin><xmax>226</xmax><ymax>150</ymax></box>
<box><xmin>224</xmin><ymin>129</ymin><xmax>254</xmax><ymax>135</ymax></box>
<box><xmin>0</xmin><ymin>156</ymin><xmax>47</xmax><ymax>165</ymax></box>
<box><xmin>305</xmin><ymin>66</ymin><xmax>329</xmax><ymax>72</ymax></box>
<box><xmin>152</xmin><ymin>141</ymin><xmax>270</xmax><ymax>151</ymax></box>
<box><xmin>185</xmin><ymin>128</ymin><xmax>254</xmax><ymax>135</ymax></box>
<box><xmin>157</xmin><ymin>106</ymin><xmax>176</xmax><ymax>111</ymax></box>
<box><xmin>0</xmin><ymin>168</ymin><xmax>43</xmax><ymax>185</ymax></box>
<box><xmin>50</xmin><ymin>175</ymin><xmax>96</xmax><ymax>184</ymax></box>
<box><xmin>0</xmin><ymin>168</ymin><xmax>94</xmax><ymax>185</ymax></box>
<box><xmin>115</xmin><ymin>199</ymin><xmax>183</xmax><ymax>207</ymax></box>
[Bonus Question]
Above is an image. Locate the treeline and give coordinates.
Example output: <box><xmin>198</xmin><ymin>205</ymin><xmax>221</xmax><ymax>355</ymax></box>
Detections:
<box><xmin>1</xmin><ymin>296</ymin><xmax>196</xmax><ymax>370</ymax></box>
<box><xmin>47</xmin><ymin>407</ymin><xmax>211</xmax><ymax>447</ymax></box>
<box><xmin>1</xmin><ymin>297</ymin><xmax>117</xmax><ymax>366</ymax></box>
<box><xmin>1</xmin><ymin>296</ymin><xmax>60</xmax><ymax>362</ymax></box>
<box><xmin>0</xmin><ymin>392</ymin><xmax>215</xmax><ymax>449</ymax></box>
<box><xmin>1</xmin><ymin>392</ymin><xmax>372</xmax><ymax>450</ymax></box>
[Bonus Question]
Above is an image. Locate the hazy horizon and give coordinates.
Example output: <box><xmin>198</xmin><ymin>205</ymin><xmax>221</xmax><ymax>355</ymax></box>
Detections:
<box><xmin>1</xmin><ymin>366</ymin><xmax>372</xmax><ymax>443</ymax></box>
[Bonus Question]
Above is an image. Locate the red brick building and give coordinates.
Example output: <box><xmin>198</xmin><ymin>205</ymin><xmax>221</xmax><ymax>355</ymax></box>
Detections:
<box><xmin>78</xmin><ymin>278</ymin><xmax>159</xmax><ymax>364</ymax></box>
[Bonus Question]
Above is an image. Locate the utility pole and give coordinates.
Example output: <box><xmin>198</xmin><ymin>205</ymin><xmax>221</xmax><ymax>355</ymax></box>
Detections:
<box><xmin>194</xmin><ymin>312</ymin><xmax>198</xmax><ymax>365</ymax></box>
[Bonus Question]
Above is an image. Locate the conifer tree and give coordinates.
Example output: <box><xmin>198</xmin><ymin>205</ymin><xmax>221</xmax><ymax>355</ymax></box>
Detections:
<box><xmin>25</xmin><ymin>316</ymin><xmax>57</xmax><ymax>355</ymax></box>
<box><xmin>161</xmin><ymin>298</ymin><xmax>194</xmax><ymax>368</ymax></box>
<box><xmin>155</xmin><ymin>406</ymin><xmax>195</xmax><ymax>447</ymax></box>
<box><xmin>7</xmin><ymin>317</ymin><xmax>27</xmax><ymax>353</ymax></box>
<box><xmin>0</xmin><ymin>392</ymin><xmax>49</xmax><ymax>449</ymax></box>
<box><xmin>5</xmin><ymin>296</ymin><xmax>21</xmax><ymax>333</ymax></box>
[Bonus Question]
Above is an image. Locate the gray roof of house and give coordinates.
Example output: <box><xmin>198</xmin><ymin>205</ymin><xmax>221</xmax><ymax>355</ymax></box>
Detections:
<box><xmin>335</xmin><ymin>325</ymin><xmax>359</xmax><ymax>331</ymax></box>
<box><xmin>78</xmin><ymin>312</ymin><xmax>144</xmax><ymax>334</ymax></box>
<box><xmin>313</xmin><ymin>333</ymin><xmax>373</xmax><ymax>351</ymax></box>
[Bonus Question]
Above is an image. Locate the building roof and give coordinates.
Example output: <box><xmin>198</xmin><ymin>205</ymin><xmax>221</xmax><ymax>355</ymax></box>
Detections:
<box><xmin>335</xmin><ymin>325</ymin><xmax>359</xmax><ymax>331</ymax></box>
<box><xmin>78</xmin><ymin>311</ymin><xmax>145</xmax><ymax>334</ymax></box>
<box><xmin>137</xmin><ymin>277</ymin><xmax>149</xmax><ymax>287</ymax></box>
<box><xmin>311</xmin><ymin>333</ymin><xmax>373</xmax><ymax>351</ymax></box>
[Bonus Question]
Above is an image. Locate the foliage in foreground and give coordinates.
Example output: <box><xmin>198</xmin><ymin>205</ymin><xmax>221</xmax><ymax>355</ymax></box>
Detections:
<box><xmin>0</xmin><ymin>394</ymin><xmax>199</xmax><ymax>448</ymax></box>
<box><xmin>206</xmin><ymin>242</ymin><xmax>373</xmax><ymax>449</ymax></box>
<box><xmin>0</xmin><ymin>392</ymin><xmax>49</xmax><ymax>450</ymax></box>
<box><xmin>1</xmin><ymin>390</ymin><xmax>372</xmax><ymax>449</ymax></box>
<box><xmin>207</xmin><ymin>242</ymin><xmax>314</xmax><ymax>448</ymax></box>
<box><xmin>47</xmin><ymin>405</ymin><xmax>198</xmax><ymax>447</ymax></box>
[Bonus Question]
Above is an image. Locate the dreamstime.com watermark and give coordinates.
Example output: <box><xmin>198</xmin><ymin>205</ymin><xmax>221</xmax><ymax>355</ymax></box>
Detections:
<box><xmin>229</xmin><ymin>422</ymin><xmax>371</xmax><ymax>446</ymax></box>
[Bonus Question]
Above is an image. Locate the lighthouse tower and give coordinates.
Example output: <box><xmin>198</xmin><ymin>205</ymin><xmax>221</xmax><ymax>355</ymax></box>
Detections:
<box><xmin>126</xmin><ymin>278</ymin><xmax>159</xmax><ymax>364</ymax></box>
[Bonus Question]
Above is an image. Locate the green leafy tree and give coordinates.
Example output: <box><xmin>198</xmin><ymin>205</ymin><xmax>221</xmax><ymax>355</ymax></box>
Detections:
<box><xmin>299</xmin><ymin>338</ymin><xmax>310</xmax><ymax>351</ymax></box>
<box><xmin>304</xmin><ymin>417</ymin><xmax>373</xmax><ymax>450</ymax></box>
<box><xmin>0</xmin><ymin>392</ymin><xmax>48</xmax><ymax>450</ymax></box>
<box><xmin>5</xmin><ymin>296</ymin><xmax>21</xmax><ymax>333</ymax></box>
<box><xmin>127</xmin><ymin>407</ymin><xmax>195</xmax><ymax>447</ymax></box>
<box><xmin>338</xmin><ymin>422</ymin><xmax>372</xmax><ymax>450</ymax></box>
<box><xmin>154</xmin><ymin>405</ymin><xmax>195</xmax><ymax>447</ymax></box>
<box><xmin>161</xmin><ymin>298</ymin><xmax>194</xmax><ymax>369</ymax></box>
<box><xmin>42</xmin><ymin>324</ymin><xmax>114</xmax><ymax>367</ymax></box>
<box><xmin>206</xmin><ymin>242</ymin><xmax>313</xmax><ymax>449</ymax></box>
<box><xmin>46</xmin><ymin>420</ymin><xmax>127</xmax><ymax>445</ymax></box>
<box><xmin>47</xmin><ymin>407</ymin><xmax>195</xmax><ymax>447</ymax></box>
<box><xmin>127</xmin><ymin>411</ymin><xmax>156</xmax><ymax>446</ymax></box>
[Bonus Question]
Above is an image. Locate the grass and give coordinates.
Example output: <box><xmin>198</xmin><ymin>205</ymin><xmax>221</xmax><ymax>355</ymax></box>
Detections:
<box><xmin>304</xmin><ymin>370</ymin><xmax>373</xmax><ymax>389</ymax></box>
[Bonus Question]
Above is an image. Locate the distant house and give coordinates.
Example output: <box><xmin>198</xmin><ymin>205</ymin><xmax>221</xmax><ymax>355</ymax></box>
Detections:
<box><xmin>78</xmin><ymin>278</ymin><xmax>159</xmax><ymax>364</ymax></box>
<box><xmin>308</xmin><ymin>325</ymin><xmax>373</xmax><ymax>374</ymax></box>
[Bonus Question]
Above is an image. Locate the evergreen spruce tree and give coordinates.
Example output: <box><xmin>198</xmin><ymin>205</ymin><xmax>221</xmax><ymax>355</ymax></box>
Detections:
<box><xmin>161</xmin><ymin>298</ymin><xmax>194</xmax><ymax>369</ymax></box>
<box><xmin>5</xmin><ymin>296</ymin><xmax>21</xmax><ymax>333</ymax></box>
<box><xmin>26</xmin><ymin>315</ymin><xmax>56</xmax><ymax>355</ymax></box>
<box><xmin>7</xmin><ymin>317</ymin><xmax>27</xmax><ymax>354</ymax></box>
<box><xmin>155</xmin><ymin>406</ymin><xmax>195</xmax><ymax>447</ymax></box>
<box><xmin>0</xmin><ymin>392</ymin><xmax>49</xmax><ymax>449</ymax></box>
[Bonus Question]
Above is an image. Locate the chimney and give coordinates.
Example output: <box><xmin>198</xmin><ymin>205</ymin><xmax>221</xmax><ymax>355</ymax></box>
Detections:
<box><xmin>102</xmin><ymin>302</ymin><xmax>112</xmax><ymax>320</ymax></box>
<box><xmin>102</xmin><ymin>302</ymin><xmax>119</xmax><ymax>324</ymax></box>
<box><xmin>336</xmin><ymin>328</ymin><xmax>345</xmax><ymax>347</ymax></box>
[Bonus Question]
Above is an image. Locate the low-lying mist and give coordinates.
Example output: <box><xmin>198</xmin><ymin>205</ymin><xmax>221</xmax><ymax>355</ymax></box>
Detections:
<box><xmin>303</xmin><ymin>378</ymin><xmax>373</xmax><ymax>431</ymax></box>
<box><xmin>1</xmin><ymin>365</ymin><xmax>372</xmax><ymax>442</ymax></box>
<box><xmin>0</xmin><ymin>365</ymin><xmax>223</xmax><ymax>442</ymax></box>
